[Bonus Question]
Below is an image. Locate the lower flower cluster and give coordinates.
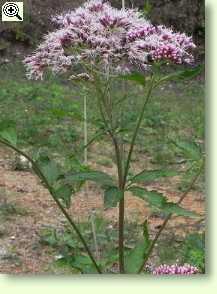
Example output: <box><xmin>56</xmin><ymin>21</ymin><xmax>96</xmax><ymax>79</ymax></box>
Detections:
<box><xmin>152</xmin><ymin>264</ymin><xmax>199</xmax><ymax>275</ymax></box>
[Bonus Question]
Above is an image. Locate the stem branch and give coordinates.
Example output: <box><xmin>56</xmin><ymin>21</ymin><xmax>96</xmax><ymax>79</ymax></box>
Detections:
<box><xmin>123</xmin><ymin>78</ymin><xmax>154</xmax><ymax>186</ymax></box>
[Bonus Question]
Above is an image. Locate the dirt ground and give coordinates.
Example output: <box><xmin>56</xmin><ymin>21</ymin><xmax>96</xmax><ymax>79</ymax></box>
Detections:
<box><xmin>0</xmin><ymin>146</ymin><xmax>205</xmax><ymax>274</ymax></box>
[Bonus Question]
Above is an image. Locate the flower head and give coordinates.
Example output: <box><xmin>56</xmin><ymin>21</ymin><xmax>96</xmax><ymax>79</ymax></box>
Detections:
<box><xmin>24</xmin><ymin>0</ymin><xmax>196</xmax><ymax>80</ymax></box>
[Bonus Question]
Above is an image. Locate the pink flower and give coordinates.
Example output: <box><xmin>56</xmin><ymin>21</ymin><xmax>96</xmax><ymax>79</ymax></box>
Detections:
<box><xmin>152</xmin><ymin>264</ymin><xmax>199</xmax><ymax>275</ymax></box>
<box><xmin>24</xmin><ymin>0</ymin><xmax>196</xmax><ymax>80</ymax></box>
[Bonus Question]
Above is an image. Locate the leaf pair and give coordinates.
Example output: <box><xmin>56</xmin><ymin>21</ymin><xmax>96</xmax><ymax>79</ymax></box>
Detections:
<box><xmin>64</xmin><ymin>170</ymin><xmax>120</xmax><ymax>209</ymax></box>
<box><xmin>104</xmin><ymin>169</ymin><xmax>178</xmax><ymax>210</ymax></box>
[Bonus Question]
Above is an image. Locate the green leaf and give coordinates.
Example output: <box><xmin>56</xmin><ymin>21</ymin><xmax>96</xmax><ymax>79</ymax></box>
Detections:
<box><xmin>120</xmin><ymin>72</ymin><xmax>147</xmax><ymax>86</ymax></box>
<box><xmin>55</xmin><ymin>184</ymin><xmax>73</xmax><ymax>208</ymax></box>
<box><xmin>56</xmin><ymin>255</ymin><xmax>98</xmax><ymax>273</ymax></box>
<box><xmin>158</xmin><ymin>65</ymin><xmax>203</xmax><ymax>84</ymax></box>
<box><xmin>163</xmin><ymin>202</ymin><xmax>198</xmax><ymax>218</ymax></box>
<box><xmin>0</xmin><ymin>128</ymin><xmax>17</xmax><ymax>146</ymax></box>
<box><xmin>129</xmin><ymin>186</ymin><xmax>167</xmax><ymax>208</ymax></box>
<box><xmin>36</xmin><ymin>156</ymin><xmax>61</xmax><ymax>186</ymax></box>
<box><xmin>71</xmin><ymin>255</ymin><xmax>93</xmax><ymax>266</ymax></box>
<box><xmin>172</xmin><ymin>140</ymin><xmax>201</xmax><ymax>161</ymax></box>
<box><xmin>129</xmin><ymin>187</ymin><xmax>198</xmax><ymax>218</ymax></box>
<box><xmin>60</xmin><ymin>233</ymin><xmax>77</xmax><ymax>249</ymax></box>
<box><xmin>125</xmin><ymin>222</ymin><xmax>150</xmax><ymax>273</ymax></box>
<box><xmin>100</xmin><ymin>253</ymin><xmax>118</xmax><ymax>268</ymax></box>
<box><xmin>131</xmin><ymin>169</ymin><xmax>177</xmax><ymax>184</ymax></box>
<box><xmin>82</xmin><ymin>130</ymin><xmax>105</xmax><ymax>150</ymax></box>
<box><xmin>66</xmin><ymin>171</ymin><xmax>114</xmax><ymax>187</ymax></box>
<box><xmin>104</xmin><ymin>186</ymin><xmax>123</xmax><ymax>209</ymax></box>
<box><xmin>40</xmin><ymin>229</ymin><xmax>58</xmax><ymax>247</ymax></box>
<box><xmin>69</xmin><ymin>255</ymin><xmax>98</xmax><ymax>273</ymax></box>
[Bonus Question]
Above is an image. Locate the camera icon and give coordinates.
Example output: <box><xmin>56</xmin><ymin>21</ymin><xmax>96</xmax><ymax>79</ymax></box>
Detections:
<box><xmin>2</xmin><ymin>2</ymin><xmax>23</xmax><ymax>22</ymax></box>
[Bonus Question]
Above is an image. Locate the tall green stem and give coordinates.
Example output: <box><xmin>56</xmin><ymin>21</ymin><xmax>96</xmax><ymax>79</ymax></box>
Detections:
<box><xmin>94</xmin><ymin>75</ymin><xmax>155</xmax><ymax>273</ymax></box>
<box><xmin>0</xmin><ymin>139</ymin><xmax>102</xmax><ymax>274</ymax></box>
<box><xmin>119</xmin><ymin>78</ymin><xmax>154</xmax><ymax>273</ymax></box>
<box><xmin>94</xmin><ymin>75</ymin><xmax>126</xmax><ymax>272</ymax></box>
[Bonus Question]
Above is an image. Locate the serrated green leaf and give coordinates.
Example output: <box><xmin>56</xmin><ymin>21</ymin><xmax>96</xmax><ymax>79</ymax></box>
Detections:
<box><xmin>131</xmin><ymin>169</ymin><xmax>177</xmax><ymax>184</ymax></box>
<box><xmin>36</xmin><ymin>156</ymin><xmax>61</xmax><ymax>186</ymax></box>
<box><xmin>125</xmin><ymin>222</ymin><xmax>150</xmax><ymax>273</ymax></box>
<box><xmin>66</xmin><ymin>171</ymin><xmax>114</xmax><ymax>187</ymax></box>
<box><xmin>69</xmin><ymin>255</ymin><xmax>98</xmax><ymax>273</ymax></box>
<box><xmin>158</xmin><ymin>65</ymin><xmax>203</xmax><ymax>84</ymax></box>
<box><xmin>173</xmin><ymin>140</ymin><xmax>201</xmax><ymax>161</ymax></box>
<box><xmin>163</xmin><ymin>202</ymin><xmax>198</xmax><ymax>218</ymax></box>
<box><xmin>129</xmin><ymin>186</ymin><xmax>167</xmax><ymax>208</ymax></box>
<box><xmin>0</xmin><ymin>128</ymin><xmax>17</xmax><ymax>146</ymax></box>
<box><xmin>129</xmin><ymin>187</ymin><xmax>198</xmax><ymax>218</ymax></box>
<box><xmin>104</xmin><ymin>186</ymin><xmax>122</xmax><ymax>209</ymax></box>
<box><xmin>55</xmin><ymin>184</ymin><xmax>73</xmax><ymax>208</ymax></box>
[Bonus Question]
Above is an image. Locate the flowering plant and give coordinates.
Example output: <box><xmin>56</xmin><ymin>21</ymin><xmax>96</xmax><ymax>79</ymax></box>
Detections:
<box><xmin>0</xmin><ymin>0</ymin><xmax>203</xmax><ymax>274</ymax></box>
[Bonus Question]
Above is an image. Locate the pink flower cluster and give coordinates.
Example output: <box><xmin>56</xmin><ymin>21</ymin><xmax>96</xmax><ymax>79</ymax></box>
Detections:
<box><xmin>24</xmin><ymin>0</ymin><xmax>196</xmax><ymax>80</ymax></box>
<box><xmin>152</xmin><ymin>264</ymin><xmax>199</xmax><ymax>275</ymax></box>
